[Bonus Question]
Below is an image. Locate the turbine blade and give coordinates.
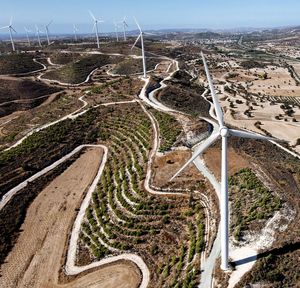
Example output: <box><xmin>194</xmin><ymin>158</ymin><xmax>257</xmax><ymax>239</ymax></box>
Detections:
<box><xmin>170</xmin><ymin>133</ymin><xmax>219</xmax><ymax>181</ymax></box>
<box><xmin>47</xmin><ymin>20</ymin><xmax>53</xmax><ymax>27</ymax></box>
<box><xmin>10</xmin><ymin>16</ymin><xmax>13</xmax><ymax>26</ymax></box>
<box><xmin>201</xmin><ymin>52</ymin><xmax>224</xmax><ymax>126</ymax></box>
<box><xmin>131</xmin><ymin>33</ymin><xmax>141</xmax><ymax>50</ymax></box>
<box><xmin>123</xmin><ymin>17</ymin><xmax>128</xmax><ymax>27</ymax></box>
<box><xmin>0</xmin><ymin>26</ymin><xmax>9</xmax><ymax>30</ymax></box>
<box><xmin>11</xmin><ymin>26</ymin><xmax>17</xmax><ymax>33</ymax></box>
<box><xmin>133</xmin><ymin>16</ymin><xmax>142</xmax><ymax>32</ymax></box>
<box><xmin>89</xmin><ymin>10</ymin><xmax>96</xmax><ymax>21</ymax></box>
<box><xmin>229</xmin><ymin>129</ymin><xmax>277</xmax><ymax>141</ymax></box>
<box><xmin>144</xmin><ymin>32</ymin><xmax>156</xmax><ymax>36</ymax></box>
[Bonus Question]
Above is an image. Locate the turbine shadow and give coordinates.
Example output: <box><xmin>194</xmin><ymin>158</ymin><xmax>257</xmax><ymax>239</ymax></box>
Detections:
<box><xmin>233</xmin><ymin>254</ymin><xmax>257</xmax><ymax>266</ymax></box>
<box><xmin>231</xmin><ymin>241</ymin><xmax>300</xmax><ymax>267</ymax></box>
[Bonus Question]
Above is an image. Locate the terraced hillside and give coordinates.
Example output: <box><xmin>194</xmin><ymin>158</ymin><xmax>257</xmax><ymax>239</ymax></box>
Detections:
<box><xmin>43</xmin><ymin>54</ymin><xmax>123</xmax><ymax>84</ymax></box>
<box><xmin>77</xmin><ymin>106</ymin><xmax>206</xmax><ymax>287</ymax></box>
<box><xmin>0</xmin><ymin>102</ymin><xmax>207</xmax><ymax>287</ymax></box>
<box><xmin>0</xmin><ymin>78</ymin><xmax>62</xmax><ymax>117</ymax></box>
<box><xmin>0</xmin><ymin>54</ymin><xmax>42</xmax><ymax>75</ymax></box>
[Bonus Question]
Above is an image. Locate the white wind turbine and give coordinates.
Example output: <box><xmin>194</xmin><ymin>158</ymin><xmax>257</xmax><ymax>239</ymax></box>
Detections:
<box><xmin>114</xmin><ymin>21</ymin><xmax>119</xmax><ymax>42</ymax></box>
<box><xmin>89</xmin><ymin>10</ymin><xmax>104</xmax><ymax>49</ymax></box>
<box><xmin>35</xmin><ymin>25</ymin><xmax>42</xmax><ymax>47</ymax></box>
<box><xmin>0</xmin><ymin>17</ymin><xmax>17</xmax><ymax>51</ymax></box>
<box><xmin>24</xmin><ymin>27</ymin><xmax>31</xmax><ymax>46</ymax></box>
<box><xmin>45</xmin><ymin>20</ymin><xmax>53</xmax><ymax>46</ymax></box>
<box><xmin>121</xmin><ymin>16</ymin><xmax>128</xmax><ymax>41</ymax></box>
<box><xmin>131</xmin><ymin>17</ymin><xmax>147</xmax><ymax>79</ymax></box>
<box><xmin>73</xmin><ymin>24</ymin><xmax>79</xmax><ymax>41</ymax></box>
<box><xmin>171</xmin><ymin>52</ymin><xmax>279</xmax><ymax>270</ymax></box>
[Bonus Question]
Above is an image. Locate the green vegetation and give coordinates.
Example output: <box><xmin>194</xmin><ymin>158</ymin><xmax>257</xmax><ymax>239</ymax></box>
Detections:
<box><xmin>0</xmin><ymin>101</ymin><xmax>206</xmax><ymax>283</ymax></box>
<box><xmin>0</xmin><ymin>53</ymin><xmax>42</xmax><ymax>74</ymax></box>
<box><xmin>43</xmin><ymin>54</ymin><xmax>121</xmax><ymax>84</ymax></box>
<box><xmin>240</xmin><ymin>60</ymin><xmax>266</xmax><ymax>69</ymax></box>
<box><xmin>229</xmin><ymin>168</ymin><xmax>282</xmax><ymax>240</ymax></box>
<box><xmin>237</xmin><ymin>249</ymin><xmax>300</xmax><ymax>288</ymax></box>
<box><xmin>49</xmin><ymin>52</ymin><xmax>81</xmax><ymax>65</ymax></box>
<box><xmin>151</xmin><ymin>109</ymin><xmax>182</xmax><ymax>152</ymax></box>
<box><xmin>112</xmin><ymin>57</ymin><xmax>158</xmax><ymax>75</ymax></box>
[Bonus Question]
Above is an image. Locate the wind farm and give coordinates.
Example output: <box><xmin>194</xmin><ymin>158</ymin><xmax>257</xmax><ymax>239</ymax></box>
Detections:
<box><xmin>0</xmin><ymin>1</ymin><xmax>300</xmax><ymax>288</ymax></box>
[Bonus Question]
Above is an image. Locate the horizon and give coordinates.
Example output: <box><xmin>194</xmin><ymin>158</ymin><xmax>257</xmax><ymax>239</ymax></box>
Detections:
<box><xmin>0</xmin><ymin>0</ymin><xmax>300</xmax><ymax>35</ymax></box>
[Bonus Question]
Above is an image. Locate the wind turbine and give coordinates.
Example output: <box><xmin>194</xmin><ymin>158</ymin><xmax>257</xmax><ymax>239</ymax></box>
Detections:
<box><xmin>45</xmin><ymin>20</ymin><xmax>53</xmax><ymax>46</ymax></box>
<box><xmin>35</xmin><ymin>25</ymin><xmax>42</xmax><ymax>48</ymax></box>
<box><xmin>114</xmin><ymin>21</ymin><xmax>119</xmax><ymax>42</ymax></box>
<box><xmin>0</xmin><ymin>17</ymin><xmax>17</xmax><ymax>51</ymax></box>
<box><xmin>131</xmin><ymin>17</ymin><xmax>147</xmax><ymax>79</ymax></box>
<box><xmin>121</xmin><ymin>16</ymin><xmax>128</xmax><ymax>41</ymax></box>
<box><xmin>89</xmin><ymin>10</ymin><xmax>103</xmax><ymax>49</ymax></box>
<box><xmin>73</xmin><ymin>24</ymin><xmax>79</xmax><ymax>41</ymax></box>
<box><xmin>171</xmin><ymin>52</ymin><xmax>279</xmax><ymax>271</ymax></box>
<box><xmin>24</xmin><ymin>27</ymin><xmax>31</xmax><ymax>46</ymax></box>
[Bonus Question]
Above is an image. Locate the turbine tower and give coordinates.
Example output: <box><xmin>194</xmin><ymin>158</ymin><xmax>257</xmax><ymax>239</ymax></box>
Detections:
<box><xmin>45</xmin><ymin>20</ymin><xmax>53</xmax><ymax>46</ymax></box>
<box><xmin>132</xmin><ymin>17</ymin><xmax>147</xmax><ymax>79</ymax></box>
<box><xmin>89</xmin><ymin>10</ymin><xmax>103</xmax><ymax>49</ymax></box>
<box><xmin>73</xmin><ymin>24</ymin><xmax>79</xmax><ymax>41</ymax></box>
<box><xmin>0</xmin><ymin>17</ymin><xmax>17</xmax><ymax>51</ymax></box>
<box><xmin>35</xmin><ymin>25</ymin><xmax>42</xmax><ymax>48</ymax></box>
<box><xmin>24</xmin><ymin>27</ymin><xmax>31</xmax><ymax>46</ymax></box>
<box><xmin>114</xmin><ymin>21</ymin><xmax>119</xmax><ymax>42</ymax></box>
<box><xmin>171</xmin><ymin>52</ymin><xmax>278</xmax><ymax>270</ymax></box>
<box><xmin>122</xmin><ymin>16</ymin><xmax>128</xmax><ymax>41</ymax></box>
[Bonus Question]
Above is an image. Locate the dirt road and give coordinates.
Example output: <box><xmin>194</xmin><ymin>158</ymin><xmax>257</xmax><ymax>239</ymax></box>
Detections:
<box><xmin>0</xmin><ymin>147</ymin><xmax>141</xmax><ymax>288</ymax></box>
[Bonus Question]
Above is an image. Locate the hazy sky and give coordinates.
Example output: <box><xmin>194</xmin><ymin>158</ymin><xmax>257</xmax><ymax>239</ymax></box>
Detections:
<box><xmin>0</xmin><ymin>0</ymin><xmax>299</xmax><ymax>34</ymax></box>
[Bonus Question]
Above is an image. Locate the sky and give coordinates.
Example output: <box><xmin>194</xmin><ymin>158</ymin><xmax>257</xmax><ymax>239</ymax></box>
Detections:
<box><xmin>0</xmin><ymin>0</ymin><xmax>299</xmax><ymax>35</ymax></box>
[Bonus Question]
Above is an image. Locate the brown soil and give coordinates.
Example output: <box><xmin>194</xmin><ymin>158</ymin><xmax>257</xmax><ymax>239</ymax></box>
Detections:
<box><xmin>0</xmin><ymin>77</ymin><xmax>62</xmax><ymax>117</ymax></box>
<box><xmin>152</xmin><ymin>150</ymin><xmax>205</xmax><ymax>189</ymax></box>
<box><xmin>203</xmin><ymin>146</ymin><xmax>251</xmax><ymax>181</ymax></box>
<box><xmin>0</xmin><ymin>147</ymin><xmax>140</xmax><ymax>288</ymax></box>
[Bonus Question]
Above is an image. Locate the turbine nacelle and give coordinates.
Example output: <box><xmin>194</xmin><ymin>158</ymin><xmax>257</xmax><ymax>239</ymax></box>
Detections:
<box><xmin>0</xmin><ymin>17</ymin><xmax>17</xmax><ymax>51</ymax></box>
<box><xmin>219</xmin><ymin>126</ymin><xmax>229</xmax><ymax>137</ymax></box>
<box><xmin>89</xmin><ymin>10</ymin><xmax>103</xmax><ymax>49</ymax></box>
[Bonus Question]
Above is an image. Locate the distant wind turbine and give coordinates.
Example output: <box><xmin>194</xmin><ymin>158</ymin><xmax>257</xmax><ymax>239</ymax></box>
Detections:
<box><xmin>89</xmin><ymin>10</ymin><xmax>104</xmax><ymax>49</ymax></box>
<box><xmin>114</xmin><ymin>21</ymin><xmax>119</xmax><ymax>42</ymax></box>
<box><xmin>131</xmin><ymin>17</ymin><xmax>147</xmax><ymax>79</ymax></box>
<box><xmin>171</xmin><ymin>52</ymin><xmax>280</xmax><ymax>271</ymax></box>
<box><xmin>45</xmin><ymin>20</ymin><xmax>53</xmax><ymax>46</ymax></box>
<box><xmin>73</xmin><ymin>24</ymin><xmax>79</xmax><ymax>41</ymax></box>
<box><xmin>24</xmin><ymin>27</ymin><xmax>31</xmax><ymax>46</ymax></box>
<box><xmin>0</xmin><ymin>17</ymin><xmax>17</xmax><ymax>51</ymax></box>
<box><xmin>122</xmin><ymin>16</ymin><xmax>128</xmax><ymax>41</ymax></box>
<box><xmin>35</xmin><ymin>25</ymin><xmax>42</xmax><ymax>48</ymax></box>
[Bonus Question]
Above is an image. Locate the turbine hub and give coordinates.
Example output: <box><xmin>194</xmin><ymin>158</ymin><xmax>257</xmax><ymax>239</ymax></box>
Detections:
<box><xmin>219</xmin><ymin>126</ymin><xmax>229</xmax><ymax>137</ymax></box>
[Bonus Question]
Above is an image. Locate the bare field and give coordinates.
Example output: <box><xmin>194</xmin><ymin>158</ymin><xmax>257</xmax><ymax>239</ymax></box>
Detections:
<box><xmin>203</xmin><ymin>146</ymin><xmax>251</xmax><ymax>181</ymax></box>
<box><xmin>226</xmin><ymin>66</ymin><xmax>300</xmax><ymax>97</ymax></box>
<box><xmin>152</xmin><ymin>150</ymin><xmax>205</xmax><ymax>188</ymax></box>
<box><xmin>0</xmin><ymin>147</ymin><xmax>140</xmax><ymax>288</ymax></box>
